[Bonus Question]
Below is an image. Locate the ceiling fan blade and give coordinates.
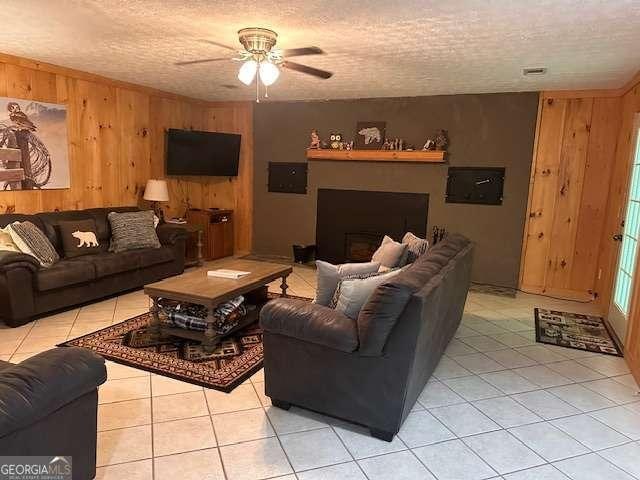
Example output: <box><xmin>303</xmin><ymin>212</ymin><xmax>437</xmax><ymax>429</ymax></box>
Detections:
<box><xmin>174</xmin><ymin>57</ymin><xmax>229</xmax><ymax>66</ymax></box>
<box><xmin>281</xmin><ymin>46</ymin><xmax>324</xmax><ymax>57</ymax></box>
<box><xmin>282</xmin><ymin>61</ymin><xmax>333</xmax><ymax>79</ymax></box>
<box><xmin>198</xmin><ymin>39</ymin><xmax>238</xmax><ymax>51</ymax></box>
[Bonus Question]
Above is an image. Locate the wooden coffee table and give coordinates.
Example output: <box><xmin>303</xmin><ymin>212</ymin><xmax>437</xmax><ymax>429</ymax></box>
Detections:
<box><xmin>144</xmin><ymin>258</ymin><xmax>292</xmax><ymax>351</ymax></box>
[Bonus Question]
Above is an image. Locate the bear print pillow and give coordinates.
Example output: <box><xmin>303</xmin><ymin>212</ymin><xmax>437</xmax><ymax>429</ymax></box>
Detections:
<box><xmin>58</xmin><ymin>219</ymin><xmax>101</xmax><ymax>258</ymax></box>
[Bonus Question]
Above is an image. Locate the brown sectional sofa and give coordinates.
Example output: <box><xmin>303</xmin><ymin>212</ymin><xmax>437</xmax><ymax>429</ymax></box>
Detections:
<box><xmin>0</xmin><ymin>207</ymin><xmax>187</xmax><ymax>327</ymax></box>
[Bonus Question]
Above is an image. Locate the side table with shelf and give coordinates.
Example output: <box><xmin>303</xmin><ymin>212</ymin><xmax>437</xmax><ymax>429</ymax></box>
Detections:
<box><xmin>167</xmin><ymin>222</ymin><xmax>204</xmax><ymax>267</ymax></box>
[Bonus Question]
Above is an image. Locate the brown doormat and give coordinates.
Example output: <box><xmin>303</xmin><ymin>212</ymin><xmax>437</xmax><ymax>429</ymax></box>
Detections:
<box><xmin>534</xmin><ymin>308</ymin><xmax>623</xmax><ymax>357</ymax></box>
<box><xmin>59</xmin><ymin>293</ymin><xmax>311</xmax><ymax>392</ymax></box>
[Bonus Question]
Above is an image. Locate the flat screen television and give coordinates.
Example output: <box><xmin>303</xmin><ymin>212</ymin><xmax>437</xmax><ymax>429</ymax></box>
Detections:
<box><xmin>166</xmin><ymin>128</ymin><xmax>241</xmax><ymax>176</ymax></box>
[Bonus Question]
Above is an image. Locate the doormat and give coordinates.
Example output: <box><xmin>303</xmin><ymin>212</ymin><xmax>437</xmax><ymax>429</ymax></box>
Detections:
<box><xmin>470</xmin><ymin>283</ymin><xmax>517</xmax><ymax>298</ymax></box>
<box><xmin>59</xmin><ymin>293</ymin><xmax>311</xmax><ymax>392</ymax></box>
<box><xmin>534</xmin><ymin>308</ymin><xmax>623</xmax><ymax>357</ymax></box>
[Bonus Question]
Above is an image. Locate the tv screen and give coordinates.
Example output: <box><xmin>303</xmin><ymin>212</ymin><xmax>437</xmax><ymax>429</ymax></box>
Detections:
<box><xmin>166</xmin><ymin>128</ymin><xmax>241</xmax><ymax>176</ymax></box>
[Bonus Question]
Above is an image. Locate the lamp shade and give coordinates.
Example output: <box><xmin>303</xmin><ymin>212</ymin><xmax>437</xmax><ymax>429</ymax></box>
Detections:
<box><xmin>143</xmin><ymin>179</ymin><xmax>169</xmax><ymax>202</ymax></box>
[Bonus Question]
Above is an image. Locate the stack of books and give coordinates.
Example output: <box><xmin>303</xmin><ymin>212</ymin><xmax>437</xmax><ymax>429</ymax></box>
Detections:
<box><xmin>207</xmin><ymin>269</ymin><xmax>250</xmax><ymax>279</ymax></box>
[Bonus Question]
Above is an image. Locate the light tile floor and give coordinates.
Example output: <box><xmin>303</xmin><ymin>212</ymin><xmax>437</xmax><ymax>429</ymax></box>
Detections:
<box><xmin>2</xmin><ymin>265</ymin><xmax>640</xmax><ymax>480</ymax></box>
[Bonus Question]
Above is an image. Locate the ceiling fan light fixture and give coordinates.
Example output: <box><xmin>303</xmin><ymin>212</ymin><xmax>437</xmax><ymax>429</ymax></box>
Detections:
<box><xmin>259</xmin><ymin>61</ymin><xmax>280</xmax><ymax>86</ymax></box>
<box><xmin>238</xmin><ymin>59</ymin><xmax>258</xmax><ymax>85</ymax></box>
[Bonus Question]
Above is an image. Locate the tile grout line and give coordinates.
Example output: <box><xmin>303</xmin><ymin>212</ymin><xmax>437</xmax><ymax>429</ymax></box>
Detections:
<box><xmin>202</xmin><ymin>386</ymin><xmax>230</xmax><ymax>480</ymax></box>
<box><xmin>250</xmin><ymin>380</ymin><xmax>298</xmax><ymax>479</ymax></box>
<box><xmin>148</xmin><ymin>375</ymin><xmax>156</xmax><ymax>480</ymax></box>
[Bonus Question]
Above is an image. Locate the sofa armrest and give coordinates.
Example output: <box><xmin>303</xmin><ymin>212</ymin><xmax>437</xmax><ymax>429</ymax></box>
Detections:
<box><xmin>156</xmin><ymin>224</ymin><xmax>189</xmax><ymax>246</ymax></box>
<box><xmin>260</xmin><ymin>298</ymin><xmax>358</xmax><ymax>353</ymax></box>
<box><xmin>0</xmin><ymin>251</ymin><xmax>39</xmax><ymax>272</ymax></box>
<box><xmin>0</xmin><ymin>347</ymin><xmax>107</xmax><ymax>437</ymax></box>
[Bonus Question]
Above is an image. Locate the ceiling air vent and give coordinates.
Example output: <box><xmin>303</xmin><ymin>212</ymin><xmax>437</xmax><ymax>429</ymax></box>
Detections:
<box><xmin>523</xmin><ymin>67</ymin><xmax>547</xmax><ymax>76</ymax></box>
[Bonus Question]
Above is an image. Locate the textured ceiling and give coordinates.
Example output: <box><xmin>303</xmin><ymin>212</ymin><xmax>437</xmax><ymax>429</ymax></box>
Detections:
<box><xmin>1</xmin><ymin>0</ymin><xmax>639</xmax><ymax>101</ymax></box>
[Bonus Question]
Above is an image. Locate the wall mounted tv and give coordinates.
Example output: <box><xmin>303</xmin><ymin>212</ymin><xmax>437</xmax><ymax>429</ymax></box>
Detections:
<box><xmin>166</xmin><ymin>128</ymin><xmax>241</xmax><ymax>176</ymax></box>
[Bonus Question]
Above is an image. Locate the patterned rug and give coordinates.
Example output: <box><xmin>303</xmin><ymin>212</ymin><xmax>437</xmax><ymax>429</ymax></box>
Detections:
<box><xmin>534</xmin><ymin>308</ymin><xmax>623</xmax><ymax>357</ymax></box>
<box><xmin>60</xmin><ymin>293</ymin><xmax>311</xmax><ymax>392</ymax></box>
<box><xmin>470</xmin><ymin>283</ymin><xmax>517</xmax><ymax>298</ymax></box>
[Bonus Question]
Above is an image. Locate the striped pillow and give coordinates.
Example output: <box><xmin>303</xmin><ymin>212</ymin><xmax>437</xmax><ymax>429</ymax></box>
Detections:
<box><xmin>108</xmin><ymin>210</ymin><xmax>161</xmax><ymax>253</ymax></box>
<box><xmin>8</xmin><ymin>221</ymin><xmax>59</xmax><ymax>267</ymax></box>
<box><xmin>402</xmin><ymin>232</ymin><xmax>429</xmax><ymax>264</ymax></box>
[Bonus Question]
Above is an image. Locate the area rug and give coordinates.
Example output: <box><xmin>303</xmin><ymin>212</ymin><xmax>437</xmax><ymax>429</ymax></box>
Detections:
<box><xmin>534</xmin><ymin>308</ymin><xmax>623</xmax><ymax>357</ymax></box>
<box><xmin>59</xmin><ymin>293</ymin><xmax>311</xmax><ymax>392</ymax></box>
<box><xmin>470</xmin><ymin>283</ymin><xmax>517</xmax><ymax>298</ymax></box>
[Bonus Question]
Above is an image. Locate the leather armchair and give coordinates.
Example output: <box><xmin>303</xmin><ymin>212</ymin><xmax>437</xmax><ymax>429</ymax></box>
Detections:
<box><xmin>0</xmin><ymin>347</ymin><xmax>107</xmax><ymax>480</ymax></box>
<box><xmin>260</xmin><ymin>234</ymin><xmax>473</xmax><ymax>441</ymax></box>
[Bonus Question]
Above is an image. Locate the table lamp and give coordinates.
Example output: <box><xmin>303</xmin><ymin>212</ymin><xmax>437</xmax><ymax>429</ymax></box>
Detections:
<box><xmin>143</xmin><ymin>179</ymin><xmax>169</xmax><ymax>222</ymax></box>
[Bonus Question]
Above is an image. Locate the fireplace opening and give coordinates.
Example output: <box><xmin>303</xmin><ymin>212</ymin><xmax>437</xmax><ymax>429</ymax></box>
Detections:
<box><xmin>316</xmin><ymin>189</ymin><xmax>429</xmax><ymax>264</ymax></box>
<box><xmin>345</xmin><ymin>232</ymin><xmax>384</xmax><ymax>263</ymax></box>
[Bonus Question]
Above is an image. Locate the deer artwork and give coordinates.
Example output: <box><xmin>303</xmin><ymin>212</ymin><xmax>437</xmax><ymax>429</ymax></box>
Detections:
<box><xmin>72</xmin><ymin>230</ymin><xmax>99</xmax><ymax>248</ymax></box>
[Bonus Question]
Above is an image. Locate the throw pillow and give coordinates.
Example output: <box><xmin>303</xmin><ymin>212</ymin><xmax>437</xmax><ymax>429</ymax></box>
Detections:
<box><xmin>58</xmin><ymin>219</ymin><xmax>101</xmax><ymax>258</ymax></box>
<box><xmin>333</xmin><ymin>268</ymin><xmax>403</xmax><ymax>319</ymax></box>
<box><xmin>0</xmin><ymin>226</ymin><xmax>20</xmax><ymax>252</ymax></box>
<box><xmin>8</xmin><ymin>221</ymin><xmax>59</xmax><ymax>267</ymax></box>
<box><xmin>108</xmin><ymin>210</ymin><xmax>161</xmax><ymax>253</ymax></box>
<box><xmin>402</xmin><ymin>232</ymin><xmax>429</xmax><ymax>264</ymax></box>
<box><xmin>371</xmin><ymin>235</ymin><xmax>407</xmax><ymax>269</ymax></box>
<box><xmin>314</xmin><ymin>260</ymin><xmax>380</xmax><ymax>306</ymax></box>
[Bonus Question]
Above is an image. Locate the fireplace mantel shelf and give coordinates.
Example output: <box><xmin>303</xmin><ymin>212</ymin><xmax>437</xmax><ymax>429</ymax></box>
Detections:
<box><xmin>306</xmin><ymin>149</ymin><xmax>446</xmax><ymax>163</ymax></box>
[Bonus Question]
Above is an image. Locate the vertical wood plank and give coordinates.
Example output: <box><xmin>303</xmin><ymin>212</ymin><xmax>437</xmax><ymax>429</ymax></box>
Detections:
<box><xmin>570</xmin><ymin>97</ymin><xmax>621</xmax><ymax>293</ymax></box>
<box><xmin>520</xmin><ymin>98</ymin><xmax>567</xmax><ymax>290</ymax></box>
<box><xmin>546</xmin><ymin>97</ymin><xmax>594</xmax><ymax>290</ymax></box>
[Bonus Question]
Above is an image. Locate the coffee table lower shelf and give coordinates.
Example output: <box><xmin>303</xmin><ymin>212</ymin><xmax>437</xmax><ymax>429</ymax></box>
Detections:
<box><xmin>157</xmin><ymin>308</ymin><xmax>259</xmax><ymax>347</ymax></box>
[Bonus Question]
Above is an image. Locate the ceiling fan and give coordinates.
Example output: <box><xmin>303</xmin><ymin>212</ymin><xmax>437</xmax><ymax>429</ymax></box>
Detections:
<box><xmin>175</xmin><ymin>27</ymin><xmax>333</xmax><ymax>101</ymax></box>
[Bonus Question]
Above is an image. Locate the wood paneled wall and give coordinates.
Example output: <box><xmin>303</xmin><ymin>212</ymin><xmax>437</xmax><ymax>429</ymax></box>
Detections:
<box><xmin>520</xmin><ymin>94</ymin><xmax>622</xmax><ymax>302</ymax></box>
<box><xmin>0</xmin><ymin>53</ymin><xmax>253</xmax><ymax>253</ymax></box>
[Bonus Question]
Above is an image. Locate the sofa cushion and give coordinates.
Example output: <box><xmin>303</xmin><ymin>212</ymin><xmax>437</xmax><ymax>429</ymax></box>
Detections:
<box><xmin>314</xmin><ymin>260</ymin><xmax>380</xmax><ymax>306</ymax></box>
<box><xmin>9</xmin><ymin>221</ymin><xmax>60</xmax><ymax>267</ymax></box>
<box><xmin>58</xmin><ymin>219</ymin><xmax>101</xmax><ymax>258</ymax></box>
<box><xmin>357</xmin><ymin>283</ymin><xmax>413</xmax><ymax>356</ymax></box>
<box><xmin>371</xmin><ymin>235</ymin><xmax>408</xmax><ymax>269</ymax></box>
<box><xmin>73</xmin><ymin>251</ymin><xmax>141</xmax><ymax>278</ymax></box>
<box><xmin>73</xmin><ymin>246</ymin><xmax>174</xmax><ymax>279</ymax></box>
<box><xmin>137</xmin><ymin>246</ymin><xmax>175</xmax><ymax>268</ymax></box>
<box><xmin>36</xmin><ymin>260</ymin><xmax>95</xmax><ymax>292</ymax></box>
<box><xmin>0</xmin><ymin>226</ymin><xmax>20</xmax><ymax>253</ymax></box>
<box><xmin>260</xmin><ymin>298</ymin><xmax>358</xmax><ymax>353</ymax></box>
<box><xmin>108</xmin><ymin>210</ymin><xmax>160</xmax><ymax>253</ymax></box>
<box><xmin>402</xmin><ymin>232</ymin><xmax>429</xmax><ymax>264</ymax></box>
<box><xmin>333</xmin><ymin>268</ymin><xmax>404</xmax><ymax>320</ymax></box>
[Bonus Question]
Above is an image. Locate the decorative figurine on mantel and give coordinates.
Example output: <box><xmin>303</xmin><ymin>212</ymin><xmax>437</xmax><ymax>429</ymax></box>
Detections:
<box><xmin>435</xmin><ymin>129</ymin><xmax>449</xmax><ymax>151</ymax></box>
<box><xmin>422</xmin><ymin>139</ymin><xmax>435</xmax><ymax>151</ymax></box>
<box><xmin>309</xmin><ymin>129</ymin><xmax>321</xmax><ymax>149</ymax></box>
<box><xmin>422</xmin><ymin>129</ymin><xmax>449</xmax><ymax>151</ymax></box>
<box><xmin>329</xmin><ymin>133</ymin><xmax>343</xmax><ymax>149</ymax></box>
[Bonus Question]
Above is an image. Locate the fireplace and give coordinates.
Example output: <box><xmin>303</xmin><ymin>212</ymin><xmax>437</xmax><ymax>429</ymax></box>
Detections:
<box><xmin>316</xmin><ymin>189</ymin><xmax>429</xmax><ymax>264</ymax></box>
<box><xmin>344</xmin><ymin>232</ymin><xmax>384</xmax><ymax>262</ymax></box>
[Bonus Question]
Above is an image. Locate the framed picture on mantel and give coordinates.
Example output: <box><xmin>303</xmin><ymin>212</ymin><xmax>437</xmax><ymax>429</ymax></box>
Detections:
<box><xmin>355</xmin><ymin>121</ymin><xmax>385</xmax><ymax>150</ymax></box>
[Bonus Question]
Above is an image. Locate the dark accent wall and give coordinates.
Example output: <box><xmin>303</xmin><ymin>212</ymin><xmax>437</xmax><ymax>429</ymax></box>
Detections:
<box><xmin>253</xmin><ymin>93</ymin><xmax>539</xmax><ymax>288</ymax></box>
